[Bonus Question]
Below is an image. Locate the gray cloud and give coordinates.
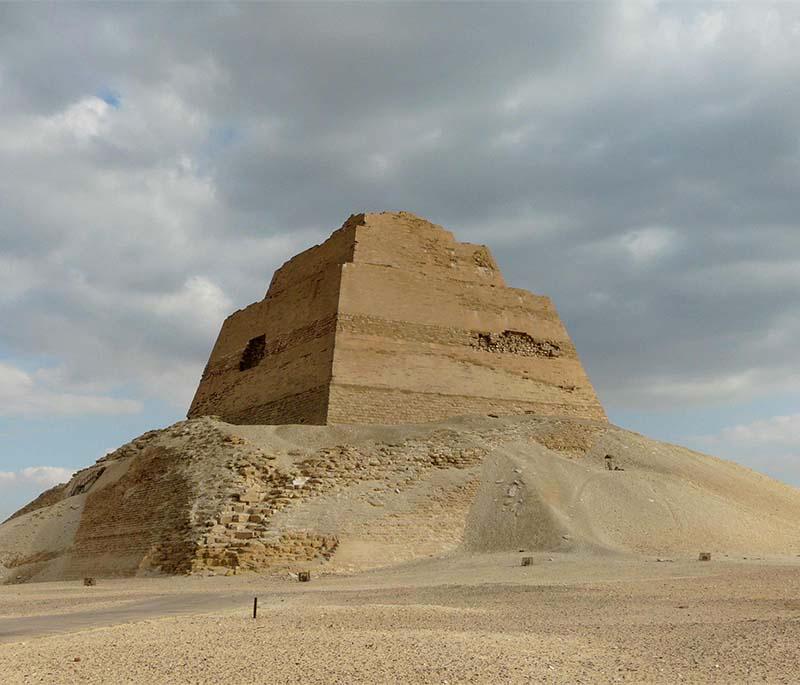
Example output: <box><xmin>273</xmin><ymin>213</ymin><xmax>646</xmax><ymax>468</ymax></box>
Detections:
<box><xmin>0</xmin><ymin>2</ymin><xmax>799</xmax><ymax>418</ymax></box>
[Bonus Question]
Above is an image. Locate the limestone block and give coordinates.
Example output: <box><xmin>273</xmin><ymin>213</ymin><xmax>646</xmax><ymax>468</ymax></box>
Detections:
<box><xmin>238</xmin><ymin>489</ymin><xmax>261</xmax><ymax>503</ymax></box>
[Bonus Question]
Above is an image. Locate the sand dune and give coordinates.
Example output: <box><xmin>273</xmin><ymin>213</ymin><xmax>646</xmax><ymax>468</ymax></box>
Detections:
<box><xmin>2</xmin><ymin>414</ymin><xmax>799</xmax><ymax>584</ymax></box>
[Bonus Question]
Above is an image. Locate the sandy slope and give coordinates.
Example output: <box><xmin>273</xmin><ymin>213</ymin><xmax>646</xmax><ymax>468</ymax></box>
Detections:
<box><xmin>2</xmin><ymin>414</ymin><xmax>800</xmax><ymax>583</ymax></box>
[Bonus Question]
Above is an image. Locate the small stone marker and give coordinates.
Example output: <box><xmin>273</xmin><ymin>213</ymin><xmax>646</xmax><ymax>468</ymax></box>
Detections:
<box><xmin>298</xmin><ymin>570</ymin><xmax>311</xmax><ymax>582</ymax></box>
<box><xmin>699</xmin><ymin>552</ymin><xmax>711</xmax><ymax>561</ymax></box>
<box><xmin>521</xmin><ymin>556</ymin><xmax>534</xmax><ymax>566</ymax></box>
<box><xmin>83</xmin><ymin>577</ymin><xmax>96</xmax><ymax>586</ymax></box>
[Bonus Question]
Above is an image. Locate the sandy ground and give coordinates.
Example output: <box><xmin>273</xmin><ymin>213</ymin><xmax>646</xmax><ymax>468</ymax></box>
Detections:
<box><xmin>1</xmin><ymin>552</ymin><xmax>799</xmax><ymax>684</ymax></box>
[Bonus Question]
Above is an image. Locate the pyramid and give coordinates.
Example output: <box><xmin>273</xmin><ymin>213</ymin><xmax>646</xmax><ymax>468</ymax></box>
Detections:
<box><xmin>188</xmin><ymin>211</ymin><xmax>606</xmax><ymax>425</ymax></box>
<box><xmin>5</xmin><ymin>213</ymin><xmax>800</xmax><ymax>583</ymax></box>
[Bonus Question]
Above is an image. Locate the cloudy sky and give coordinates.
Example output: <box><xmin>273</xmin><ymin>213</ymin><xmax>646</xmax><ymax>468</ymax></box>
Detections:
<box><xmin>1</xmin><ymin>2</ymin><xmax>800</xmax><ymax>519</ymax></box>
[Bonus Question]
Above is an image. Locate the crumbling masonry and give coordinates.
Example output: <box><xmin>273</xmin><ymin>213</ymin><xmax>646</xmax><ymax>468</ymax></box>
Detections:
<box><xmin>188</xmin><ymin>211</ymin><xmax>606</xmax><ymax>425</ymax></box>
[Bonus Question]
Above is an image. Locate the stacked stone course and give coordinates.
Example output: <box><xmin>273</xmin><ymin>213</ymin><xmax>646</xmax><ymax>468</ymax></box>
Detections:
<box><xmin>189</xmin><ymin>211</ymin><xmax>606</xmax><ymax>426</ymax></box>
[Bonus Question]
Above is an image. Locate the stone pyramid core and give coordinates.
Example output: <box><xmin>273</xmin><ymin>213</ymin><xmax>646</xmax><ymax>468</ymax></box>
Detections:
<box><xmin>188</xmin><ymin>211</ymin><xmax>606</xmax><ymax>425</ymax></box>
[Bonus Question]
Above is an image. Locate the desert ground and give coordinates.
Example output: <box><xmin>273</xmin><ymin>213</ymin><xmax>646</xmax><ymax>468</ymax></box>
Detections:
<box><xmin>4</xmin><ymin>414</ymin><xmax>800</xmax><ymax>683</ymax></box>
<box><xmin>1</xmin><ymin>552</ymin><xmax>800</xmax><ymax>684</ymax></box>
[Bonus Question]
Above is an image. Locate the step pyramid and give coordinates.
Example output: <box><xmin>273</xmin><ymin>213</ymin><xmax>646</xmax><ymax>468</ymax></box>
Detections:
<box><xmin>188</xmin><ymin>211</ymin><xmax>606</xmax><ymax>425</ymax></box>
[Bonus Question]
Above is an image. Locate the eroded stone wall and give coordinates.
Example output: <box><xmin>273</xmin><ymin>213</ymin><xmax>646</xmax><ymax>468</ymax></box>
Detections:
<box><xmin>66</xmin><ymin>445</ymin><xmax>196</xmax><ymax>578</ymax></box>
<box><xmin>328</xmin><ymin>213</ymin><xmax>606</xmax><ymax>423</ymax></box>
<box><xmin>188</xmin><ymin>211</ymin><xmax>606</xmax><ymax>425</ymax></box>
<box><xmin>187</xmin><ymin>222</ymin><xmax>357</xmax><ymax>424</ymax></box>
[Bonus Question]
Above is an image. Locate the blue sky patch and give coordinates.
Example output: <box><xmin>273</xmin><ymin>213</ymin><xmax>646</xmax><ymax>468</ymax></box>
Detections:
<box><xmin>97</xmin><ymin>87</ymin><xmax>121</xmax><ymax>109</ymax></box>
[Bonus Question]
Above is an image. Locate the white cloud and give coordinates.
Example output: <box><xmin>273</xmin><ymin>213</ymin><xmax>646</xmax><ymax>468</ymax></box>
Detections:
<box><xmin>150</xmin><ymin>275</ymin><xmax>233</xmax><ymax>336</ymax></box>
<box><xmin>619</xmin><ymin>226</ymin><xmax>678</xmax><ymax>264</ymax></box>
<box><xmin>0</xmin><ymin>79</ymin><xmax>248</xmax><ymax>411</ymax></box>
<box><xmin>0</xmin><ymin>362</ymin><xmax>142</xmax><ymax>417</ymax></box>
<box><xmin>0</xmin><ymin>466</ymin><xmax>76</xmax><ymax>520</ymax></box>
<box><xmin>25</xmin><ymin>466</ymin><xmax>73</xmax><ymax>487</ymax></box>
<box><xmin>611</xmin><ymin>2</ymin><xmax>798</xmax><ymax>67</ymax></box>
<box><xmin>701</xmin><ymin>413</ymin><xmax>800</xmax><ymax>448</ymax></box>
<box><xmin>691</xmin><ymin>413</ymin><xmax>800</xmax><ymax>487</ymax></box>
<box><xmin>647</xmin><ymin>370</ymin><xmax>758</xmax><ymax>404</ymax></box>
<box><xmin>45</xmin><ymin>96</ymin><xmax>111</xmax><ymax>141</ymax></box>
<box><xmin>0</xmin><ymin>466</ymin><xmax>74</xmax><ymax>489</ymax></box>
<box><xmin>574</xmin><ymin>225</ymin><xmax>680</xmax><ymax>268</ymax></box>
<box><xmin>610</xmin><ymin>365</ymin><xmax>800</xmax><ymax>409</ymax></box>
<box><xmin>0</xmin><ymin>96</ymin><xmax>112</xmax><ymax>153</ymax></box>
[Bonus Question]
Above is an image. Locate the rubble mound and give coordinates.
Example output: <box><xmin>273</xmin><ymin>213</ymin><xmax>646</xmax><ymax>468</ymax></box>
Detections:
<box><xmin>2</xmin><ymin>413</ymin><xmax>800</xmax><ymax>583</ymax></box>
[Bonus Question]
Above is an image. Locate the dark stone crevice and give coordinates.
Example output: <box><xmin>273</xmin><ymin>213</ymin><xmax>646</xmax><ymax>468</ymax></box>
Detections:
<box><xmin>239</xmin><ymin>334</ymin><xmax>267</xmax><ymax>371</ymax></box>
<box><xmin>472</xmin><ymin>330</ymin><xmax>561</xmax><ymax>358</ymax></box>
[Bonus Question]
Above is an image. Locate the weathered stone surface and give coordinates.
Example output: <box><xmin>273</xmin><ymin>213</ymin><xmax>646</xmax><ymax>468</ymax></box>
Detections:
<box><xmin>188</xmin><ymin>211</ymin><xmax>606</xmax><ymax>425</ymax></box>
<box><xmin>5</xmin><ymin>413</ymin><xmax>800</xmax><ymax>582</ymax></box>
